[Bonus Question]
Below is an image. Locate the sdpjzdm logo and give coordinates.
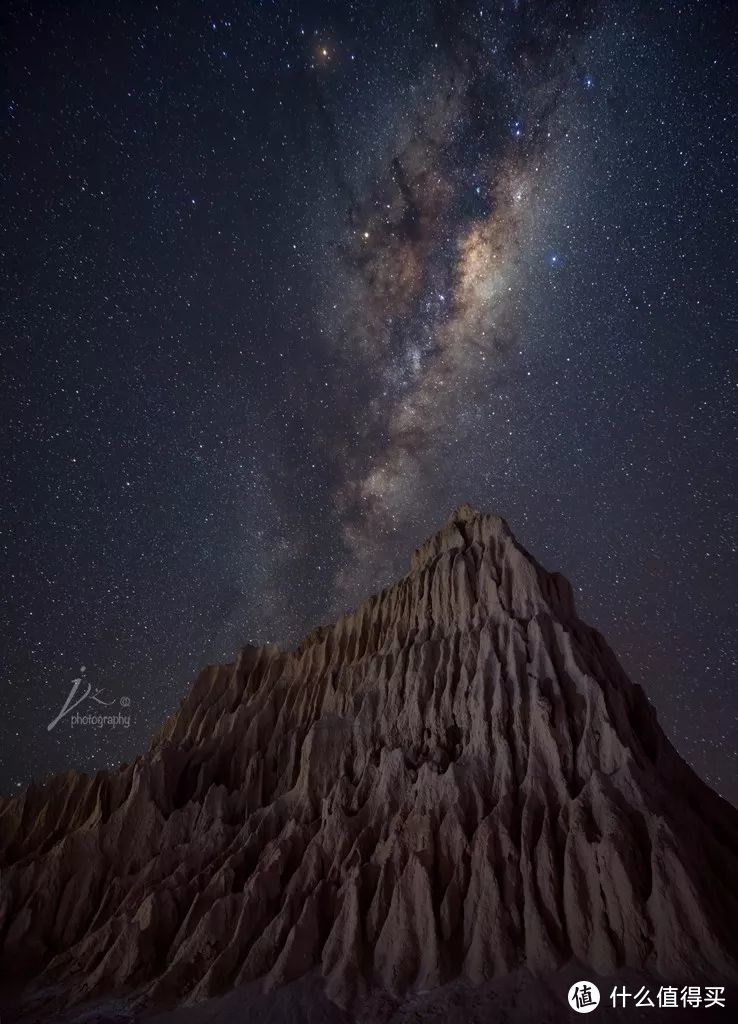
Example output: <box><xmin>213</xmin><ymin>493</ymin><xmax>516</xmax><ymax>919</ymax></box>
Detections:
<box><xmin>568</xmin><ymin>980</ymin><xmax>601</xmax><ymax>1014</ymax></box>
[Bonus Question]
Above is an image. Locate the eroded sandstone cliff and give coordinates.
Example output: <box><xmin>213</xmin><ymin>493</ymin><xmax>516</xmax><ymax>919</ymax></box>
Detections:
<box><xmin>1</xmin><ymin>506</ymin><xmax>737</xmax><ymax>1018</ymax></box>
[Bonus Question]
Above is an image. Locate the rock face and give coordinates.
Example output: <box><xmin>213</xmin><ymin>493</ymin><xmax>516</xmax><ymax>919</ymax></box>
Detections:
<box><xmin>1</xmin><ymin>506</ymin><xmax>738</xmax><ymax>1018</ymax></box>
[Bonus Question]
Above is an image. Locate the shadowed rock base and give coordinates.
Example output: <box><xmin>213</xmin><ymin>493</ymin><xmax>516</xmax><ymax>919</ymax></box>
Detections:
<box><xmin>1</xmin><ymin>508</ymin><xmax>737</xmax><ymax>1021</ymax></box>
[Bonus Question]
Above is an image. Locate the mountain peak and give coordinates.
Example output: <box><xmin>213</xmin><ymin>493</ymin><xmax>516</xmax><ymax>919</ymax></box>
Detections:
<box><xmin>1</xmin><ymin>512</ymin><xmax>737</xmax><ymax>1021</ymax></box>
<box><xmin>447</xmin><ymin>502</ymin><xmax>483</xmax><ymax>523</ymax></box>
<box><xmin>410</xmin><ymin>505</ymin><xmax>507</xmax><ymax>575</ymax></box>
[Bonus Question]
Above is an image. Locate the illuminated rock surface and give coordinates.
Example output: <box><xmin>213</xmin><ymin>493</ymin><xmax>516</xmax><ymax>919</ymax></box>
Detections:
<box><xmin>2</xmin><ymin>507</ymin><xmax>737</xmax><ymax>1021</ymax></box>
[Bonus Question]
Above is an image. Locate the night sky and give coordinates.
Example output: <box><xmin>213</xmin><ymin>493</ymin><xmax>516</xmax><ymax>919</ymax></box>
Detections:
<box><xmin>2</xmin><ymin>1</ymin><xmax>736</xmax><ymax>805</ymax></box>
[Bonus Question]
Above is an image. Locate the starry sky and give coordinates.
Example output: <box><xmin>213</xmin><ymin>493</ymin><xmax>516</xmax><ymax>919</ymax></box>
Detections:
<box><xmin>2</xmin><ymin>1</ymin><xmax>736</xmax><ymax>804</ymax></box>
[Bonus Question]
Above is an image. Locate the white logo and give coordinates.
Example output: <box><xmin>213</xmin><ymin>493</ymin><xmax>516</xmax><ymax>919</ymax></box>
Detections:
<box><xmin>47</xmin><ymin>666</ymin><xmax>131</xmax><ymax>731</ymax></box>
<box><xmin>568</xmin><ymin>980</ymin><xmax>601</xmax><ymax>1013</ymax></box>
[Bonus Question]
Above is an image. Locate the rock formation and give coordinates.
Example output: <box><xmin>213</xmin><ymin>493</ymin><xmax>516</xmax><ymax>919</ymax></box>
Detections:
<box><xmin>1</xmin><ymin>506</ymin><xmax>737</xmax><ymax>1021</ymax></box>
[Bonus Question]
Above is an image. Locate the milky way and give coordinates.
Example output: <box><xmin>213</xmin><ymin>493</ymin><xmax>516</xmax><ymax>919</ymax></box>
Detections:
<box><xmin>325</xmin><ymin>2</ymin><xmax>595</xmax><ymax>603</ymax></box>
<box><xmin>3</xmin><ymin>0</ymin><xmax>737</xmax><ymax>805</ymax></box>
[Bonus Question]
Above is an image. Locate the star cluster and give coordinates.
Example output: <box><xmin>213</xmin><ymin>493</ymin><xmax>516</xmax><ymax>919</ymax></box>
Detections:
<box><xmin>2</xmin><ymin>1</ymin><xmax>736</xmax><ymax>803</ymax></box>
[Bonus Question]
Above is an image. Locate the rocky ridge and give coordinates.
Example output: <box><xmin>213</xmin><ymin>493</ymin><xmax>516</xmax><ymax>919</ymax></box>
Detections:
<box><xmin>1</xmin><ymin>506</ymin><xmax>737</xmax><ymax>1017</ymax></box>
